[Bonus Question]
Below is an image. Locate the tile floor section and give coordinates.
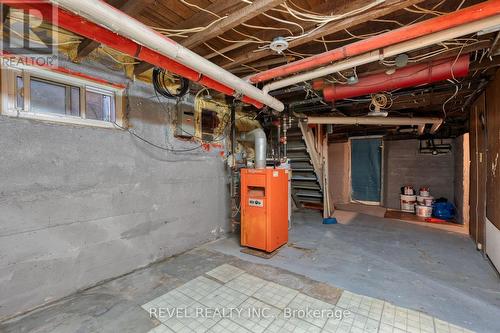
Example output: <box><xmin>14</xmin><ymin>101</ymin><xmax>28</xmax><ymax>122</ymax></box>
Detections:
<box><xmin>142</xmin><ymin>265</ymin><xmax>474</xmax><ymax>333</ymax></box>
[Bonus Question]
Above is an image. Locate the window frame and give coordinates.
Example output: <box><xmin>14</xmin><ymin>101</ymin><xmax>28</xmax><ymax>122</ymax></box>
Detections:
<box><xmin>1</xmin><ymin>64</ymin><xmax>125</xmax><ymax>129</ymax></box>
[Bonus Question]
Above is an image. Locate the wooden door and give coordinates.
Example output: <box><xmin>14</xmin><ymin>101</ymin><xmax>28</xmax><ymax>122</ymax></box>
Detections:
<box><xmin>469</xmin><ymin>93</ymin><xmax>487</xmax><ymax>248</ymax></box>
<box><xmin>485</xmin><ymin>72</ymin><xmax>500</xmax><ymax>231</ymax></box>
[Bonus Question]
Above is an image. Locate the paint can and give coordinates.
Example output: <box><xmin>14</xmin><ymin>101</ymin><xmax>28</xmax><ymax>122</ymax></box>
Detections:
<box><xmin>416</xmin><ymin>196</ymin><xmax>425</xmax><ymax>205</ymax></box>
<box><xmin>403</xmin><ymin>186</ymin><xmax>414</xmax><ymax>195</ymax></box>
<box><xmin>400</xmin><ymin>194</ymin><xmax>416</xmax><ymax>213</ymax></box>
<box><xmin>419</xmin><ymin>187</ymin><xmax>430</xmax><ymax>197</ymax></box>
<box><xmin>423</xmin><ymin>196</ymin><xmax>434</xmax><ymax>207</ymax></box>
<box><xmin>416</xmin><ymin>204</ymin><xmax>433</xmax><ymax>217</ymax></box>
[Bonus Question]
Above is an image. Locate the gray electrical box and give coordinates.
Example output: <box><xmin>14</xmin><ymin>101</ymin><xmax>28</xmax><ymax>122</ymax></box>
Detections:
<box><xmin>175</xmin><ymin>102</ymin><xmax>195</xmax><ymax>138</ymax></box>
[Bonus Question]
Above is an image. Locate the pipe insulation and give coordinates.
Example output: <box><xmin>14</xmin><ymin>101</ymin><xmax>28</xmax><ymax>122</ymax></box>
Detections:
<box><xmin>1</xmin><ymin>0</ymin><xmax>284</xmax><ymax>111</ymax></box>
<box><xmin>250</xmin><ymin>0</ymin><xmax>500</xmax><ymax>83</ymax></box>
<box><xmin>239</xmin><ymin>128</ymin><xmax>267</xmax><ymax>169</ymax></box>
<box><xmin>323</xmin><ymin>55</ymin><xmax>469</xmax><ymax>101</ymax></box>
<box><xmin>306</xmin><ymin>116</ymin><xmax>443</xmax><ymax>134</ymax></box>
<box><xmin>261</xmin><ymin>14</ymin><xmax>500</xmax><ymax>93</ymax></box>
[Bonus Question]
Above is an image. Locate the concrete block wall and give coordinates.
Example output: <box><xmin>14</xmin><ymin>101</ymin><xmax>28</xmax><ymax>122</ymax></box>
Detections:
<box><xmin>328</xmin><ymin>139</ymin><xmax>457</xmax><ymax>210</ymax></box>
<box><xmin>0</xmin><ymin>66</ymin><xmax>229</xmax><ymax>320</ymax></box>
<box><xmin>382</xmin><ymin>139</ymin><xmax>455</xmax><ymax>209</ymax></box>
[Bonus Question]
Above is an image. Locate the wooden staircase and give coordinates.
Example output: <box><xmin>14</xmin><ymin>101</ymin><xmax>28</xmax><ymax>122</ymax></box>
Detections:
<box><xmin>287</xmin><ymin>119</ymin><xmax>331</xmax><ymax>216</ymax></box>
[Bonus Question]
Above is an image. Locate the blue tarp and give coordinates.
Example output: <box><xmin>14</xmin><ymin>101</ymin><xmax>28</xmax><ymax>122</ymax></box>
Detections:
<box><xmin>351</xmin><ymin>139</ymin><xmax>382</xmax><ymax>202</ymax></box>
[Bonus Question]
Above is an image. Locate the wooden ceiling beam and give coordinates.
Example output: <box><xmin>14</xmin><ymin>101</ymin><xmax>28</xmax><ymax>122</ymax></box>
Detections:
<box><xmin>219</xmin><ymin>0</ymin><xmax>427</xmax><ymax>69</ymax></box>
<box><xmin>204</xmin><ymin>41</ymin><xmax>250</xmax><ymax>60</ymax></box>
<box><xmin>175</xmin><ymin>0</ymin><xmax>243</xmax><ymax>31</ymax></box>
<box><xmin>134</xmin><ymin>0</ymin><xmax>244</xmax><ymax>75</ymax></box>
<box><xmin>181</xmin><ymin>0</ymin><xmax>286</xmax><ymax>49</ymax></box>
<box><xmin>201</xmin><ymin>0</ymin><xmax>348</xmax><ymax>59</ymax></box>
<box><xmin>133</xmin><ymin>61</ymin><xmax>154</xmax><ymax>76</ymax></box>
<box><xmin>74</xmin><ymin>0</ymin><xmax>153</xmax><ymax>61</ymax></box>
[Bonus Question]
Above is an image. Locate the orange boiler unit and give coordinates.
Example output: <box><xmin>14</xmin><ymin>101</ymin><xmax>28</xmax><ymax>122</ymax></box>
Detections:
<box><xmin>240</xmin><ymin>168</ymin><xmax>289</xmax><ymax>252</ymax></box>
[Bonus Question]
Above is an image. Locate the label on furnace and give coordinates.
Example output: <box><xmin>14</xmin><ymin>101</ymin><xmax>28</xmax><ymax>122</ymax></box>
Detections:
<box><xmin>248</xmin><ymin>198</ymin><xmax>264</xmax><ymax>207</ymax></box>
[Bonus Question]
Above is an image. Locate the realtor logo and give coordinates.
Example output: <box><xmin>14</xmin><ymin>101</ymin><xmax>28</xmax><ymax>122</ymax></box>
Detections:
<box><xmin>1</xmin><ymin>1</ymin><xmax>58</xmax><ymax>66</ymax></box>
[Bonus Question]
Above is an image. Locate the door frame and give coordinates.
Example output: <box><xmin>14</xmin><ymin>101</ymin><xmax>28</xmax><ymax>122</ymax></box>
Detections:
<box><xmin>348</xmin><ymin>136</ymin><xmax>384</xmax><ymax>206</ymax></box>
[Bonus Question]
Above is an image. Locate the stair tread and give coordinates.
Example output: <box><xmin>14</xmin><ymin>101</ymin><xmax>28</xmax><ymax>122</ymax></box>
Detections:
<box><xmin>296</xmin><ymin>191</ymin><xmax>323</xmax><ymax>198</ymax></box>
<box><xmin>286</xmin><ymin>122</ymin><xmax>324</xmax><ymax>211</ymax></box>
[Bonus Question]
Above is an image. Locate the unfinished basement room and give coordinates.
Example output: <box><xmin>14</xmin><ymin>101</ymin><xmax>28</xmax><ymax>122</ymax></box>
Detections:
<box><xmin>1</xmin><ymin>0</ymin><xmax>500</xmax><ymax>332</ymax></box>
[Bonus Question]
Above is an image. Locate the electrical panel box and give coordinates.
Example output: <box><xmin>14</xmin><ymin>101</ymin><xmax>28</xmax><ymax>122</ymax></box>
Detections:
<box><xmin>175</xmin><ymin>103</ymin><xmax>195</xmax><ymax>137</ymax></box>
<box><xmin>240</xmin><ymin>168</ymin><xmax>289</xmax><ymax>252</ymax></box>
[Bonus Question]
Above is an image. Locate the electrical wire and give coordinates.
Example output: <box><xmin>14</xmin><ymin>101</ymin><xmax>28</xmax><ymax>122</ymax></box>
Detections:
<box><xmin>100</xmin><ymin>47</ymin><xmax>140</xmax><ymax>65</ymax></box>
<box><xmin>152</xmin><ymin>67</ymin><xmax>190</xmax><ymax>99</ymax></box>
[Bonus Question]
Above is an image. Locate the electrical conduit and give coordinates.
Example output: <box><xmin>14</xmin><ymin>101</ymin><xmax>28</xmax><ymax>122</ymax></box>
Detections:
<box><xmin>250</xmin><ymin>0</ymin><xmax>500</xmax><ymax>84</ymax></box>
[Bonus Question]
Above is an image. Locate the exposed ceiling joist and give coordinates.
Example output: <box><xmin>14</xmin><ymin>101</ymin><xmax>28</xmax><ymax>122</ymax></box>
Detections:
<box><xmin>134</xmin><ymin>61</ymin><xmax>155</xmax><ymax>76</ymax></box>
<box><xmin>181</xmin><ymin>0</ymin><xmax>286</xmax><ymax>49</ymax></box>
<box><xmin>220</xmin><ymin>0</ymin><xmax>427</xmax><ymax>69</ymax></box>
<box><xmin>76</xmin><ymin>39</ymin><xmax>100</xmax><ymax>59</ymax></box>
<box><xmin>133</xmin><ymin>0</ymin><xmax>244</xmax><ymax>76</ymax></box>
<box><xmin>174</xmin><ymin>0</ymin><xmax>243</xmax><ymax>32</ymax></box>
<box><xmin>74</xmin><ymin>0</ymin><xmax>153</xmax><ymax>61</ymax></box>
<box><xmin>204</xmin><ymin>41</ymin><xmax>250</xmax><ymax>60</ymax></box>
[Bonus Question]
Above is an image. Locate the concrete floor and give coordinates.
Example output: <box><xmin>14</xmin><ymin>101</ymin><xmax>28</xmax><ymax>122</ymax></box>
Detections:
<box><xmin>207</xmin><ymin>210</ymin><xmax>500</xmax><ymax>333</ymax></box>
<box><xmin>1</xmin><ymin>210</ymin><xmax>498</xmax><ymax>333</ymax></box>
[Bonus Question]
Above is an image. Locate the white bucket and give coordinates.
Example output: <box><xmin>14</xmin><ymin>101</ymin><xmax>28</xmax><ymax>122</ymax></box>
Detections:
<box><xmin>403</xmin><ymin>186</ymin><xmax>414</xmax><ymax>195</ymax></box>
<box><xmin>400</xmin><ymin>194</ymin><xmax>416</xmax><ymax>213</ymax></box>
<box><xmin>419</xmin><ymin>187</ymin><xmax>430</xmax><ymax>197</ymax></box>
<box><xmin>416</xmin><ymin>204</ymin><xmax>432</xmax><ymax>217</ymax></box>
<box><xmin>423</xmin><ymin>196</ymin><xmax>434</xmax><ymax>207</ymax></box>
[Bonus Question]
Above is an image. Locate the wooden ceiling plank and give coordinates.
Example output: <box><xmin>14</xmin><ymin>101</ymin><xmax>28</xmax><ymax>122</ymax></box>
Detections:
<box><xmin>181</xmin><ymin>0</ymin><xmax>287</xmax><ymax>49</ymax></box>
<box><xmin>175</xmin><ymin>0</ymin><xmax>243</xmax><ymax>30</ymax></box>
<box><xmin>75</xmin><ymin>0</ymin><xmax>154</xmax><ymax>60</ymax></box>
<box><xmin>220</xmin><ymin>0</ymin><xmax>427</xmax><ymax>69</ymax></box>
<box><xmin>204</xmin><ymin>41</ymin><xmax>250</xmax><ymax>59</ymax></box>
<box><xmin>134</xmin><ymin>0</ymin><xmax>247</xmax><ymax>75</ymax></box>
<box><xmin>134</xmin><ymin>62</ymin><xmax>154</xmax><ymax>76</ymax></box>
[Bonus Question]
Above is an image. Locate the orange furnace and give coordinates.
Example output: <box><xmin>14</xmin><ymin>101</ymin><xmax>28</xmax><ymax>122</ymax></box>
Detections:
<box><xmin>240</xmin><ymin>168</ymin><xmax>289</xmax><ymax>253</ymax></box>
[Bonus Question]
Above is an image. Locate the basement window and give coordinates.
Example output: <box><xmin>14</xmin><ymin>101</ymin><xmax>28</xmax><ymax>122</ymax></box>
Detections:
<box><xmin>1</xmin><ymin>65</ymin><xmax>124</xmax><ymax>128</ymax></box>
<box><xmin>29</xmin><ymin>78</ymin><xmax>81</xmax><ymax>117</ymax></box>
<box><xmin>85</xmin><ymin>87</ymin><xmax>115</xmax><ymax>122</ymax></box>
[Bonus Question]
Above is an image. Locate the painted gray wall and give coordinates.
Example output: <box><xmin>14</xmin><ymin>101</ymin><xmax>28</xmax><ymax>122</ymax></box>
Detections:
<box><xmin>0</xmin><ymin>69</ymin><xmax>229</xmax><ymax>320</ymax></box>
<box><xmin>383</xmin><ymin>139</ymin><xmax>455</xmax><ymax>209</ymax></box>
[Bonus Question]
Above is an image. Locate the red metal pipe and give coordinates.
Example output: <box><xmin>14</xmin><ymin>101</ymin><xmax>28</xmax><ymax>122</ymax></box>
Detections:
<box><xmin>0</xmin><ymin>51</ymin><xmax>127</xmax><ymax>88</ymax></box>
<box><xmin>322</xmin><ymin>55</ymin><xmax>469</xmax><ymax>102</ymax></box>
<box><xmin>249</xmin><ymin>0</ymin><xmax>500</xmax><ymax>84</ymax></box>
<box><xmin>2</xmin><ymin>1</ymin><xmax>263</xmax><ymax>108</ymax></box>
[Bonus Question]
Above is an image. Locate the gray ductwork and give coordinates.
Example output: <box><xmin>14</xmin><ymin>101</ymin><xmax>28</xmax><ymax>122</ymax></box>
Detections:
<box><xmin>239</xmin><ymin>128</ymin><xmax>267</xmax><ymax>169</ymax></box>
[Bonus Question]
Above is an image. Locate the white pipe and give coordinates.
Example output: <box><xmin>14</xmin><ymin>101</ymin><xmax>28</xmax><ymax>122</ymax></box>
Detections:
<box><xmin>239</xmin><ymin>128</ymin><xmax>267</xmax><ymax>169</ymax></box>
<box><xmin>51</xmin><ymin>0</ymin><xmax>284</xmax><ymax>111</ymax></box>
<box><xmin>263</xmin><ymin>15</ymin><xmax>500</xmax><ymax>93</ymax></box>
<box><xmin>307</xmin><ymin>116</ymin><xmax>443</xmax><ymax>134</ymax></box>
<box><xmin>262</xmin><ymin>51</ymin><xmax>380</xmax><ymax>93</ymax></box>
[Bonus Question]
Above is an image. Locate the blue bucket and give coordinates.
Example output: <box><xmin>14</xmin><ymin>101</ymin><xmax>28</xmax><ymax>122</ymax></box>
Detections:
<box><xmin>323</xmin><ymin>217</ymin><xmax>338</xmax><ymax>225</ymax></box>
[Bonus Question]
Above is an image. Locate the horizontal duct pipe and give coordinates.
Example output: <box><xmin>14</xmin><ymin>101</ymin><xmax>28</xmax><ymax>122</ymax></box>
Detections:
<box><xmin>2</xmin><ymin>1</ymin><xmax>284</xmax><ymax>111</ymax></box>
<box><xmin>307</xmin><ymin>116</ymin><xmax>443</xmax><ymax>134</ymax></box>
<box><xmin>323</xmin><ymin>55</ymin><xmax>469</xmax><ymax>101</ymax></box>
<box><xmin>261</xmin><ymin>14</ymin><xmax>500</xmax><ymax>93</ymax></box>
<box><xmin>250</xmin><ymin>0</ymin><xmax>500</xmax><ymax>84</ymax></box>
